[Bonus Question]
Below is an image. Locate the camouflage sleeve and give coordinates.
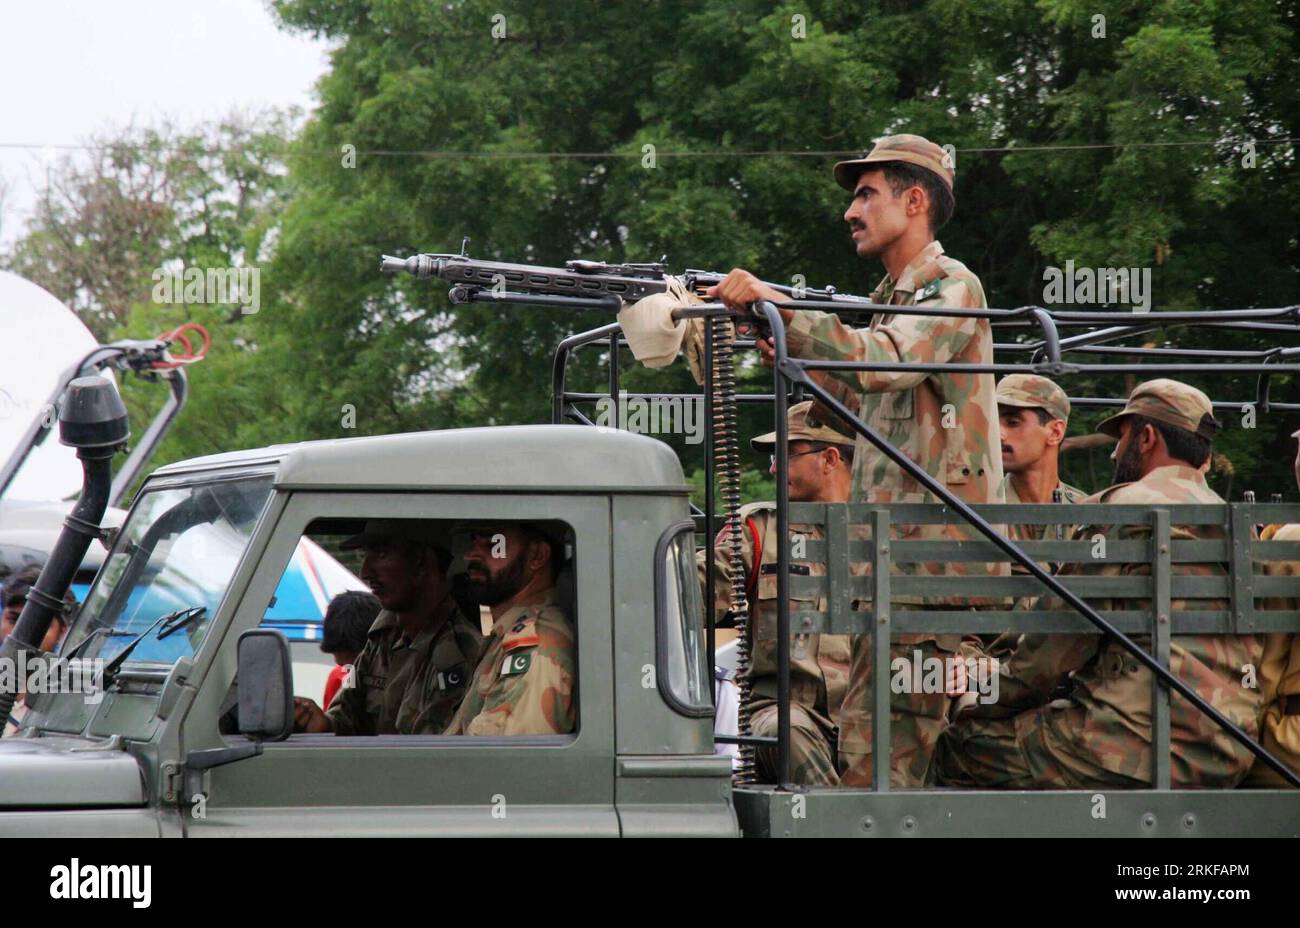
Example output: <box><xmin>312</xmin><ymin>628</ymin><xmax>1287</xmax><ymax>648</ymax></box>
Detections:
<box><xmin>967</xmin><ymin>555</ymin><xmax>1107</xmax><ymax>715</ymax></box>
<box><xmin>780</xmin><ymin>313</ymin><xmax>863</xmax><ymax>410</ymax></box>
<box><xmin>465</xmin><ymin>611</ymin><xmax>576</xmax><ymax>736</ymax></box>
<box><xmin>325</xmin><ymin>644</ymin><xmax>377</xmax><ymax>736</ymax></box>
<box><xmin>985</xmin><ymin>628</ymin><xmax>1102</xmax><ymax>715</ymax></box>
<box><xmin>785</xmin><ymin>280</ymin><xmax>983</xmax><ymax>396</ymax></box>
<box><xmin>809</xmin><ymin>388</ymin><xmax>861</xmax><ymax>437</ymax></box>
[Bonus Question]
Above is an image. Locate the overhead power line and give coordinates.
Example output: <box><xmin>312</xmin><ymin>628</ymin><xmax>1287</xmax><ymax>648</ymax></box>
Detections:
<box><xmin>0</xmin><ymin>137</ymin><xmax>1292</xmax><ymax>160</ymax></box>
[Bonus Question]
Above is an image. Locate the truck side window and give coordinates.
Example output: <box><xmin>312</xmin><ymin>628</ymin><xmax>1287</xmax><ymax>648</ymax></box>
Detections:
<box><xmin>655</xmin><ymin>522</ymin><xmax>711</xmax><ymax>717</ymax></box>
<box><xmin>256</xmin><ymin>517</ymin><xmax>578</xmax><ymax>737</ymax></box>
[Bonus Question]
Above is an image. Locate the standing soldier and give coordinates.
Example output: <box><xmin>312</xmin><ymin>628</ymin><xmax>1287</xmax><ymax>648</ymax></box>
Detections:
<box><xmin>938</xmin><ymin>379</ymin><xmax>1265</xmax><ymax>788</ymax></box>
<box><xmin>702</xmin><ymin>401</ymin><xmax>855</xmax><ymax>785</ymax></box>
<box><xmin>708</xmin><ymin>133</ymin><xmax>1004</xmax><ymax>787</ymax></box>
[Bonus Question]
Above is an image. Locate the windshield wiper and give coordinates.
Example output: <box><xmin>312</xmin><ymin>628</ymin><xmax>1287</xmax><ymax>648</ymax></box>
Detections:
<box><xmin>101</xmin><ymin>606</ymin><xmax>208</xmax><ymax>684</ymax></box>
<box><xmin>158</xmin><ymin>605</ymin><xmax>207</xmax><ymax>640</ymax></box>
<box><xmin>62</xmin><ymin>626</ymin><xmax>133</xmax><ymax>662</ymax></box>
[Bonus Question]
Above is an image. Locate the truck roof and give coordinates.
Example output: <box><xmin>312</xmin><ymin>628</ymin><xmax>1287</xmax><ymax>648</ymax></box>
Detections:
<box><xmin>151</xmin><ymin>424</ymin><xmax>689</xmax><ymax>494</ymax></box>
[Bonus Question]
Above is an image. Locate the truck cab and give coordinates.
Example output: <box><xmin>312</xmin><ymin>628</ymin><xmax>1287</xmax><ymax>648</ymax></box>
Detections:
<box><xmin>0</xmin><ymin>425</ymin><xmax>736</xmax><ymax>837</ymax></box>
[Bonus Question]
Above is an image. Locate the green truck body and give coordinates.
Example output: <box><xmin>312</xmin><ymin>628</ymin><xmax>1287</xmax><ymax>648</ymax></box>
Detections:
<box><xmin>3</xmin><ymin>423</ymin><xmax>1299</xmax><ymax>837</ymax></box>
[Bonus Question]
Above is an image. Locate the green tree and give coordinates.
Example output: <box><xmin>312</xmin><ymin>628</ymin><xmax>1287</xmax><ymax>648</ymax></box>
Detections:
<box><xmin>265</xmin><ymin>0</ymin><xmax>1295</xmax><ymax>500</ymax></box>
<box><xmin>1</xmin><ymin>111</ymin><xmax>299</xmax><ymax>493</ymax></box>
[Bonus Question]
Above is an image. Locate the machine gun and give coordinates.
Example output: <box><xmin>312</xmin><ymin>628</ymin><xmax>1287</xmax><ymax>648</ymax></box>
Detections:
<box><xmin>379</xmin><ymin>240</ymin><xmax>866</xmax><ymax>325</ymax></box>
<box><xmin>381</xmin><ymin>242</ymin><xmax>869</xmax><ymax>782</ymax></box>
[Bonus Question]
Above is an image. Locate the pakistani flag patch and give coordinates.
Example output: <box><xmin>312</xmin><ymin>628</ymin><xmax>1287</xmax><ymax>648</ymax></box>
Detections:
<box><xmin>502</xmin><ymin>652</ymin><xmax>533</xmax><ymax>677</ymax></box>
<box><xmin>917</xmin><ymin>277</ymin><xmax>943</xmax><ymax>301</ymax></box>
<box><xmin>435</xmin><ymin>667</ymin><xmax>467</xmax><ymax>691</ymax></box>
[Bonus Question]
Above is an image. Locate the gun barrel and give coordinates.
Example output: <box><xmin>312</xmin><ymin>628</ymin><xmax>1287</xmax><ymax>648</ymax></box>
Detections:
<box><xmin>380</xmin><ymin>254</ymin><xmax>430</xmax><ymax>276</ymax></box>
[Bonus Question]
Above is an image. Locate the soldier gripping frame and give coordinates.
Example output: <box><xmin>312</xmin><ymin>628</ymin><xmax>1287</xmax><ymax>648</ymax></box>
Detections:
<box><xmin>385</xmin><ymin>248</ymin><xmax>1300</xmax><ymax>795</ymax></box>
<box><xmin>542</xmin><ymin>287</ymin><xmax>1300</xmax><ymax>792</ymax></box>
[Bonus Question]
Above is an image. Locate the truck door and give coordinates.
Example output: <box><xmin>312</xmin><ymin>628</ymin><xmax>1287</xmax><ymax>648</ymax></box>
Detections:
<box><xmin>180</xmin><ymin>491</ymin><xmax>618</xmax><ymax>837</ymax></box>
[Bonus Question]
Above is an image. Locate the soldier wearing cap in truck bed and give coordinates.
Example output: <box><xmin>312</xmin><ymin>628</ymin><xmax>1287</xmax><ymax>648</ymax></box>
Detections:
<box><xmin>701</xmin><ymin>401</ymin><xmax>855</xmax><ymax>785</ymax></box>
<box><xmin>939</xmin><ymin>379</ymin><xmax>1265</xmax><ymax>789</ymax></box>
<box><xmin>706</xmin><ymin>133</ymin><xmax>1005</xmax><ymax>788</ymax></box>
<box><xmin>294</xmin><ymin>519</ymin><xmax>484</xmax><ymax>735</ymax></box>
<box><xmin>996</xmin><ymin>373</ymin><xmax>1087</xmax><ymax>574</ymax></box>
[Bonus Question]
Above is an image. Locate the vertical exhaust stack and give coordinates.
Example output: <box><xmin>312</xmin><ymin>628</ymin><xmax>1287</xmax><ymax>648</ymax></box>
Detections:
<box><xmin>0</xmin><ymin>377</ymin><xmax>129</xmax><ymax>726</ymax></box>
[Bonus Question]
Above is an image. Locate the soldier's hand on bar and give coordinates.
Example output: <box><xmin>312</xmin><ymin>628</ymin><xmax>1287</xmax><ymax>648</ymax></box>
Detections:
<box><xmin>705</xmin><ymin>269</ymin><xmax>792</xmax><ymax>321</ymax></box>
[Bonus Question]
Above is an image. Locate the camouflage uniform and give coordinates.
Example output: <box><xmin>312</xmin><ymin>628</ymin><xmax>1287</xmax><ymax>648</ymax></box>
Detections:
<box><xmin>988</xmin><ymin>476</ymin><xmax>1086</xmax><ymax>659</ymax></box>
<box><xmin>701</xmin><ymin>401</ymin><xmax>855</xmax><ymax>785</ymax></box>
<box><xmin>1002</xmin><ymin>476</ymin><xmax>1087</xmax><ymax>543</ymax></box>
<box><xmin>995</xmin><ymin>374</ymin><xmax>1086</xmax><ymax>553</ymax></box>
<box><xmin>445</xmin><ymin>587</ymin><xmax>576</xmax><ymax>736</ymax></box>
<box><xmin>1243</xmin><ymin>518</ymin><xmax>1300</xmax><ymax>786</ymax></box>
<box><xmin>704</xmin><ymin>504</ymin><xmax>854</xmax><ymax>786</ymax></box>
<box><xmin>326</xmin><ymin>595</ymin><xmax>484</xmax><ymax>735</ymax></box>
<box><xmin>939</xmin><ymin>380</ymin><xmax>1264</xmax><ymax>789</ymax></box>
<box><xmin>786</xmin><ymin>135</ymin><xmax>1005</xmax><ymax>787</ymax></box>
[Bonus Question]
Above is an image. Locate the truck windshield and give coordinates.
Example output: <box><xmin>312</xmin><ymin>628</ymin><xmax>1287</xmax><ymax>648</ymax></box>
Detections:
<box><xmin>61</xmin><ymin>475</ymin><xmax>274</xmax><ymax>668</ymax></box>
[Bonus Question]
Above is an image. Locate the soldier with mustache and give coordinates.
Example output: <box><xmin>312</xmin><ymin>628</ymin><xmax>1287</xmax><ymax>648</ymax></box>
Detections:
<box><xmin>708</xmin><ymin>134</ymin><xmax>1005</xmax><ymax>787</ymax></box>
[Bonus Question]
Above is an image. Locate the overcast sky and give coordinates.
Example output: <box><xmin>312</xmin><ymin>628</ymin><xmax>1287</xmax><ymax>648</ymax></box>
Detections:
<box><xmin>0</xmin><ymin>0</ymin><xmax>331</xmax><ymax>246</ymax></box>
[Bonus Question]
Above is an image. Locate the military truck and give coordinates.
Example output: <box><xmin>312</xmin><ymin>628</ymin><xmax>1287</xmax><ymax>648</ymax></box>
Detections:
<box><xmin>0</xmin><ymin>256</ymin><xmax>1297</xmax><ymax>836</ymax></box>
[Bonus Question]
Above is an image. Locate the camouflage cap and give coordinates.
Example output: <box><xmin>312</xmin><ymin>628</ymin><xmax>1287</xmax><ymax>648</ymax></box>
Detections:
<box><xmin>995</xmin><ymin>374</ymin><xmax>1070</xmax><ymax>423</ymax></box>
<box><xmin>341</xmin><ymin>518</ymin><xmax>452</xmax><ymax>554</ymax></box>
<box><xmin>1096</xmin><ymin>378</ymin><xmax>1221</xmax><ymax>440</ymax></box>
<box><xmin>833</xmin><ymin>133</ymin><xmax>954</xmax><ymax>192</ymax></box>
<box><xmin>751</xmin><ymin>401</ymin><xmax>856</xmax><ymax>451</ymax></box>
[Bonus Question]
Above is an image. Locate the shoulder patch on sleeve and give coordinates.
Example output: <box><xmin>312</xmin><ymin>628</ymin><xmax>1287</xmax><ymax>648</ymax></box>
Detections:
<box><xmin>916</xmin><ymin>278</ymin><xmax>944</xmax><ymax>301</ymax></box>
<box><xmin>434</xmin><ymin>665</ymin><xmax>470</xmax><ymax>691</ymax></box>
<box><xmin>501</xmin><ymin>651</ymin><xmax>533</xmax><ymax>676</ymax></box>
<box><xmin>503</xmin><ymin>615</ymin><xmax>541</xmax><ymax>652</ymax></box>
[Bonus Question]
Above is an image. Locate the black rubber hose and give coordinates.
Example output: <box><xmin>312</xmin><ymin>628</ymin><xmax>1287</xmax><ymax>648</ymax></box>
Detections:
<box><xmin>0</xmin><ymin>378</ymin><xmax>126</xmax><ymax>728</ymax></box>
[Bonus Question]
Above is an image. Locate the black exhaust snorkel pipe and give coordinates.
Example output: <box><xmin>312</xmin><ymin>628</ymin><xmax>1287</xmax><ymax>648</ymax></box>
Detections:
<box><xmin>0</xmin><ymin>377</ymin><xmax>129</xmax><ymax>727</ymax></box>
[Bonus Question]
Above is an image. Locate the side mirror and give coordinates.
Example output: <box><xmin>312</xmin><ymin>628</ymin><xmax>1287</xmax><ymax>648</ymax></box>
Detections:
<box><xmin>236</xmin><ymin>629</ymin><xmax>293</xmax><ymax>742</ymax></box>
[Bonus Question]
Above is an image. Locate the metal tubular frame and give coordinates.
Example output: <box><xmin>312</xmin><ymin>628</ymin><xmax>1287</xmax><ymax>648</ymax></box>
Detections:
<box><xmin>549</xmin><ymin>295</ymin><xmax>1300</xmax><ymax>790</ymax></box>
<box><xmin>0</xmin><ymin>344</ymin><xmax>190</xmax><ymax>504</ymax></box>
